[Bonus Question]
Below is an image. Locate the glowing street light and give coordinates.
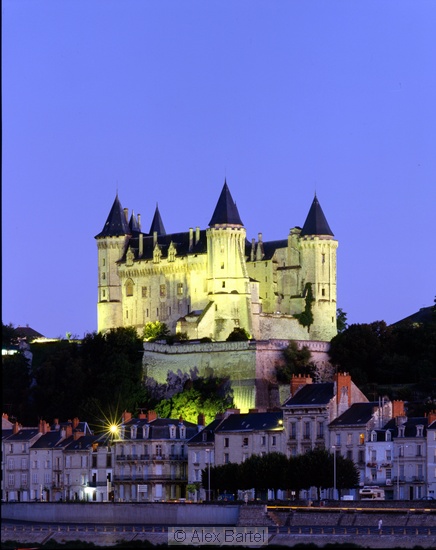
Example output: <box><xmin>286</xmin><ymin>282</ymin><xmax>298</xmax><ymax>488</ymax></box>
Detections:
<box><xmin>332</xmin><ymin>445</ymin><xmax>337</xmax><ymax>500</ymax></box>
<box><xmin>205</xmin><ymin>449</ymin><xmax>211</xmax><ymax>501</ymax></box>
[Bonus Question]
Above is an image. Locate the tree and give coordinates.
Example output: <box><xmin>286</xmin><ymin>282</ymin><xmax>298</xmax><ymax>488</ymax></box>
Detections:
<box><xmin>276</xmin><ymin>341</ymin><xmax>315</xmax><ymax>384</ymax></box>
<box><xmin>336</xmin><ymin>308</ymin><xmax>348</xmax><ymax>333</ymax></box>
<box><xmin>142</xmin><ymin>321</ymin><xmax>170</xmax><ymax>342</ymax></box>
<box><xmin>294</xmin><ymin>283</ymin><xmax>314</xmax><ymax>329</ymax></box>
<box><xmin>154</xmin><ymin>376</ymin><xmax>234</xmax><ymax>424</ymax></box>
<box><xmin>226</xmin><ymin>327</ymin><xmax>251</xmax><ymax>341</ymax></box>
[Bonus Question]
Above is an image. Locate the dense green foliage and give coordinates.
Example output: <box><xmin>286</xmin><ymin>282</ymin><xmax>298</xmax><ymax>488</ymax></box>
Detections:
<box><xmin>226</xmin><ymin>327</ymin><xmax>251</xmax><ymax>341</ymax></box>
<box><xmin>294</xmin><ymin>283</ymin><xmax>314</xmax><ymax>329</ymax></box>
<box><xmin>154</xmin><ymin>376</ymin><xmax>234</xmax><ymax>424</ymax></box>
<box><xmin>202</xmin><ymin>449</ymin><xmax>359</xmax><ymax>501</ymax></box>
<box><xmin>328</xmin><ymin>314</ymin><xmax>436</xmax><ymax>410</ymax></box>
<box><xmin>276</xmin><ymin>341</ymin><xmax>316</xmax><ymax>383</ymax></box>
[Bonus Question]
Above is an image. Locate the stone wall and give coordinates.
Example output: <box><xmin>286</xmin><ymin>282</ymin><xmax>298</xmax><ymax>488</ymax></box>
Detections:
<box><xmin>143</xmin><ymin>339</ymin><xmax>333</xmax><ymax>411</ymax></box>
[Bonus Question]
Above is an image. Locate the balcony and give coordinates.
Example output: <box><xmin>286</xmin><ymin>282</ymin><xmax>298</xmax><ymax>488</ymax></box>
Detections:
<box><xmin>152</xmin><ymin>454</ymin><xmax>166</xmax><ymax>461</ymax></box>
<box><xmin>412</xmin><ymin>476</ymin><xmax>425</xmax><ymax>483</ymax></box>
<box><xmin>140</xmin><ymin>454</ymin><xmax>150</xmax><ymax>460</ymax></box>
<box><xmin>87</xmin><ymin>481</ymin><xmax>108</xmax><ymax>488</ymax></box>
<box><xmin>366</xmin><ymin>462</ymin><xmax>377</xmax><ymax>468</ymax></box>
<box><xmin>381</xmin><ymin>462</ymin><xmax>392</xmax><ymax>468</ymax></box>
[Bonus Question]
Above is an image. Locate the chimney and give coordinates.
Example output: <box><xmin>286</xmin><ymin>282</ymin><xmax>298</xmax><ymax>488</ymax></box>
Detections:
<box><xmin>3</xmin><ymin>413</ymin><xmax>9</xmax><ymax>421</ymax></box>
<box><xmin>336</xmin><ymin>372</ymin><xmax>352</xmax><ymax>408</ymax></box>
<box><xmin>153</xmin><ymin>231</ymin><xmax>157</xmax><ymax>247</ymax></box>
<box><xmin>122</xmin><ymin>411</ymin><xmax>132</xmax><ymax>423</ymax></box>
<box><xmin>147</xmin><ymin>410</ymin><xmax>157</xmax><ymax>422</ymax></box>
<box><xmin>139</xmin><ymin>233</ymin><xmax>143</xmax><ymax>257</ymax></box>
<box><xmin>137</xmin><ymin>213</ymin><xmax>141</xmax><ymax>230</ymax></box>
<box><xmin>73</xmin><ymin>417</ymin><xmax>80</xmax><ymax>429</ymax></box>
<box><xmin>66</xmin><ymin>425</ymin><xmax>73</xmax><ymax>438</ymax></box>
<box><xmin>189</xmin><ymin>228</ymin><xmax>194</xmax><ymax>251</ymax></box>
<box><xmin>427</xmin><ymin>410</ymin><xmax>436</xmax><ymax>427</ymax></box>
<box><xmin>290</xmin><ymin>374</ymin><xmax>312</xmax><ymax>397</ymax></box>
<box><xmin>224</xmin><ymin>408</ymin><xmax>240</xmax><ymax>418</ymax></box>
<box><xmin>124</xmin><ymin>207</ymin><xmax>129</xmax><ymax>222</ymax></box>
<box><xmin>392</xmin><ymin>400</ymin><xmax>406</xmax><ymax>419</ymax></box>
<box><xmin>13</xmin><ymin>421</ymin><xmax>20</xmax><ymax>434</ymax></box>
<box><xmin>138</xmin><ymin>411</ymin><xmax>147</xmax><ymax>420</ymax></box>
<box><xmin>251</xmin><ymin>238</ymin><xmax>255</xmax><ymax>261</ymax></box>
<box><xmin>179</xmin><ymin>415</ymin><xmax>184</xmax><ymax>424</ymax></box>
<box><xmin>197</xmin><ymin>413</ymin><xmax>205</xmax><ymax>427</ymax></box>
<box><xmin>195</xmin><ymin>226</ymin><xmax>200</xmax><ymax>244</ymax></box>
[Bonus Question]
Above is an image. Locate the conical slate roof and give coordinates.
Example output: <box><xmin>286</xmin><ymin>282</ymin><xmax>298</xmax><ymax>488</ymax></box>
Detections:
<box><xmin>149</xmin><ymin>204</ymin><xmax>166</xmax><ymax>235</ymax></box>
<box><xmin>95</xmin><ymin>195</ymin><xmax>130</xmax><ymax>238</ymax></box>
<box><xmin>300</xmin><ymin>195</ymin><xmax>334</xmax><ymax>236</ymax></box>
<box><xmin>209</xmin><ymin>180</ymin><xmax>243</xmax><ymax>226</ymax></box>
<box><xmin>129</xmin><ymin>211</ymin><xmax>140</xmax><ymax>234</ymax></box>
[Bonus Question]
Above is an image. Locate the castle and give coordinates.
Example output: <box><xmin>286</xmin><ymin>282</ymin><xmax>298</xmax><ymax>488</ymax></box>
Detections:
<box><xmin>95</xmin><ymin>181</ymin><xmax>338</xmax><ymax>410</ymax></box>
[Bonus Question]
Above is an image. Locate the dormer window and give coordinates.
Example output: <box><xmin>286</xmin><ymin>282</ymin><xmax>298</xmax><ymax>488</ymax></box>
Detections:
<box><xmin>386</xmin><ymin>431</ymin><xmax>392</xmax><ymax>442</ymax></box>
<box><xmin>130</xmin><ymin>425</ymin><xmax>137</xmax><ymax>439</ymax></box>
<box><xmin>143</xmin><ymin>425</ymin><xmax>150</xmax><ymax>439</ymax></box>
<box><xmin>398</xmin><ymin>426</ymin><xmax>405</xmax><ymax>438</ymax></box>
<box><xmin>169</xmin><ymin>425</ymin><xmax>176</xmax><ymax>439</ymax></box>
<box><xmin>371</xmin><ymin>431</ymin><xmax>377</xmax><ymax>442</ymax></box>
<box><xmin>416</xmin><ymin>425</ymin><xmax>424</xmax><ymax>437</ymax></box>
<box><xmin>180</xmin><ymin>425</ymin><xmax>186</xmax><ymax>439</ymax></box>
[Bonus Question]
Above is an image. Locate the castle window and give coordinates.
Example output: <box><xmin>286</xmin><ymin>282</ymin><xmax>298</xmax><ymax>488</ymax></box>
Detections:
<box><xmin>146</xmin><ymin>308</ymin><xmax>149</xmax><ymax>317</ymax></box>
<box><xmin>322</xmin><ymin>289</ymin><xmax>325</xmax><ymax>296</ymax></box>
<box><xmin>102</xmin><ymin>272</ymin><xmax>106</xmax><ymax>280</ymax></box>
<box><xmin>102</xmin><ymin>290</ymin><xmax>106</xmax><ymax>298</ymax></box>
<box><xmin>126</xmin><ymin>310</ymin><xmax>129</xmax><ymax>318</ymax></box>
<box><xmin>222</xmin><ymin>281</ymin><xmax>225</xmax><ymax>288</ymax></box>
<box><xmin>265</xmin><ymin>276</ymin><xmax>267</xmax><ymax>282</ymax></box>
<box><xmin>102</xmin><ymin>258</ymin><xmax>106</xmax><ymax>266</ymax></box>
<box><xmin>142</xmin><ymin>286</ymin><xmax>148</xmax><ymax>298</ymax></box>
<box><xmin>322</xmin><ymin>253</ymin><xmax>325</xmax><ymax>264</ymax></box>
<box><xmin>168</xmin><ymin>307</ymin><xmax>171</xmax><ymax>316</ymax></box>
<box><xmin>160</xmin><ymin>284</ymin><xmax>166</xmax><ymax>297</ymax></box>
<box><xmin>221</xmin><ymin>262</ymin><xmax>224</xmax><ymax>269</ymax></box>
<box><xmin>126</xmin><ymin>280</ymin><xmax>134</xmax><ymax>296</ymax></box>
<box><xmin>177</xmin><ymin>283</ymin><xmax>183</xmax><ymax>296</ymax></box>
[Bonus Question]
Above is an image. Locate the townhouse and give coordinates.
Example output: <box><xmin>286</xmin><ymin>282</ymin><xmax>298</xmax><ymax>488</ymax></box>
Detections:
<box><xmin>111</xmin><ymin>411</ymin><xmax>199</xmax><ymax>502</ymax></box>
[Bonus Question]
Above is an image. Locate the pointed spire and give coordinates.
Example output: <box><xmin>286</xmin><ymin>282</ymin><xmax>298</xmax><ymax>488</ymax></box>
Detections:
<box><xmin>129</xmin><ymin>211</ymin><xmax>140</xmax><ymax>233</ymax></box>
<box><xmin>95</xmin><ymin>194</ymin><xmax>130</xmax><ymax>238</ymax></box>
<box><xmin>149</xmin><ymin>204</ymin><xmax>166</xmax><ymax>235</ymax></box>
<box><xmin>300</xmin><ymin>195</ymin><xmax>334</xmax><ymax>236</ymax></box>
<box><xmin>209</xmin><ymin>179</ymin><xmax>243</xmax><ymax>227</ymax></box>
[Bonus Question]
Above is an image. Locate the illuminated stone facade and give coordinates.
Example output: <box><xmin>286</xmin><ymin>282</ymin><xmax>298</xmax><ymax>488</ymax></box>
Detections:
<box><xmin>95</xmin><ymin>181</ymin><xmax>338</xmax><ymax>410</ymax></box>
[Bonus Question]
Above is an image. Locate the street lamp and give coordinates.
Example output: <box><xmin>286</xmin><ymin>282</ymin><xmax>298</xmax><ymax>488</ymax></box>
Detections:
<box><xmin>397</xmin><ymin>445</ymin><xmax>403</xmax><ymax>501</ymax></box>
<box><xmin>205</xmin><ymin>449</ymin><xmax>211</xmax><ymax>501</ymax></box>
<box><xmin>332</xmin><ymin>446</ymin><xmax>337</xmax><ymax>500</ymax></box>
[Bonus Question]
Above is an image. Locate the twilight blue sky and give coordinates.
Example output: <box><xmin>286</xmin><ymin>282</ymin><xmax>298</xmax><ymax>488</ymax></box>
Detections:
<box><xmin>2</xmin><ymin>1</ymin><xmax>435</xmax><ymax>339</ymax></box>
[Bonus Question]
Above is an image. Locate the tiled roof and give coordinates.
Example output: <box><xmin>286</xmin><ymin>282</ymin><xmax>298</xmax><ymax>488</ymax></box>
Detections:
<box><xmin>215</xmin><ymin>412</ymin><xmax>283</xmax><ymax>432</ymax></box>
<box><xmin>300</xmin><ymin>195</ymin><xmax>334</xmax><ymax>237</ymax></box>
<box><xmin>6</xmin><ymin>428</ymin><xmax>40</xmax><ymax>441</ymax></box>
<box><xmin>329</xmin><ymin>402</ymin><xmax>378</xmax><ymax>426</ymax></box>
<box><xmin>149</xmin><ymin>205</ymin><xmax>166</xmax><ymax>235</ymax></box>
<box><xmin>95</xmin><ymin>195</ymin><xmax>130</xmax><ymax>238</ymax></box>
<box><xmin>282</xmin><ymin>383</ymin><xmax>334</xmax><ymax>407</ymax></box>
<box><xmin>30</xmin><ymin>431</ymin><xmax>65</xmax><ymax>448</ymax></box>
<box><xmin>188</xmin><ymin>418</ymin><xmax>223</xmax><ymax>444</ymax></box>
<box><xmin>209</xmin><ymin>181</ymin><xmax>243</xmax><ymax>227</ymax></box>
<box><xmin>383</xmin><ymin>417</ymin><xmax>428</xmax><ymax>437</ymax></box>
<box><xmin>122</xmin><ymin>417</ymin><xmax>199</xmax><ymax>440</ymax></box>
<box><xmin>65</xmin><ymin>435</ymin><xmax>101</xmax><ymax>451</ymax></box>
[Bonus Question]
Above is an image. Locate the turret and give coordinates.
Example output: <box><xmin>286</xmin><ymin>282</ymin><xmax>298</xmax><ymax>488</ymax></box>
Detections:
<box><xmin>206</xmin><ymin>180</ymin><xmax>253</xmax><ymax>340</ymax></box>
<box><xmin>298</xmin><ymin>195</ymin><xmax>338</xmax><ymax>341</ymax></box>
<box><xmin>95</xmin><ymin>194</ymin><xmax>131</xmax><ymax>332</ymax></box>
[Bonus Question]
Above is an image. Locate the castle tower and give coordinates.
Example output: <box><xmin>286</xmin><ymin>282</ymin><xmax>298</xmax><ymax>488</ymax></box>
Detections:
<box><xmin>298</xmin><ymin>195</ymin><xmax>338</xmax><ymax>341</ymax></box>
<box><xmin>95</xmin><ymin>195</ymin><xmax>131</xmax><ymax>332</ymax></box>
<box><xmin>206</xmin><ymin>181</ymin><xmax>253</xmax><ymax>340</ymax></box>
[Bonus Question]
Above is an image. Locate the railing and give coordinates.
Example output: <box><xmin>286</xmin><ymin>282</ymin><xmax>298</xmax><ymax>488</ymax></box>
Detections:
<box><xmin>412</xmin><ymin>476</ymin><xmax>425</xmax><ymax>482</ymax></box>
<box><xmin>87</xmin><ymin>481</ymin><xmax>108</xmax><ymax>488</ymax></box>
<box><xmin>140</xmin><ymin>454</ymin><xmax>150</xmax><ymax>460</ymax></box>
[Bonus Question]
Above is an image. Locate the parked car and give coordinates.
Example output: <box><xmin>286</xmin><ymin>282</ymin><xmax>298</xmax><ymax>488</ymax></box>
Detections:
<box><xmin>420</xmin><ymin>496</ymin><xmax>435</xmax><ymax>500</ymax></box>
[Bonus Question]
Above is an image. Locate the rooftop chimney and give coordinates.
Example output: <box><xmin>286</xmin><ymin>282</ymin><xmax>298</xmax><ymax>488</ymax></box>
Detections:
<box><xmin>392</xmin><ymin>400</ymin><xmax>406</xmax><ymax>419</ymax></box>
<box><xmin>147</xmin><ymin>410</ymin><xmax>157</xmax><ymax>422</ymax></box>
<box><xmin>122</xmin><ymin>411</ymin><xmax>132</xmax><ymax>423</ymax></box>
<box><xmin>290</xmin><ymin>374</ymin><xmax>312</xmax><ymax>397</ymax></box>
